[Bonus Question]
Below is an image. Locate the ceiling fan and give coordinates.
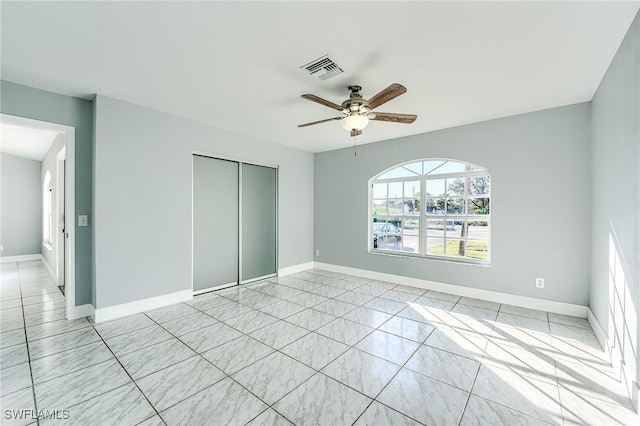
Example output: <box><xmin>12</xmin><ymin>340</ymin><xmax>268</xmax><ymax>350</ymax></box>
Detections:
<box><xmin>298</xmin><ymin>83</ymin><xmax>417</xmax><ymax>137</ymax></box>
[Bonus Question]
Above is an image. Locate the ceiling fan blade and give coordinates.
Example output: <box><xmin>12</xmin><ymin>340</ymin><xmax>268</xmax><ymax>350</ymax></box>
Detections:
<box><xmin>366</xmin><ymin>83</ymin><xmax>407</xmax><ymax>110</ymax></box>
<box><xmin>369</xmin><ymin>112</ymin><xmax>417</xmax><ymax>124</ymax></box>
<box><xmin>297</xmin><ymin>117</ymin><xmax>342</xmax><ymax>128</ymax></box>
<box><xmin>350</xmin><ymin>129</ymin><xmax>362</xmax><ymax>137</ymax></box>
<box><xmin>301</xmin><ymin>94</ymin><xmax>344</xmax><ymax>111</ymax></box>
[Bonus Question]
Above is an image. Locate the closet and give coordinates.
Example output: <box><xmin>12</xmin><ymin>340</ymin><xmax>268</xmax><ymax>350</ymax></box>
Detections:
<box><xmin>193</xmin><ymin>154</ymin><xmax>277</xmax><ymax>293</ymax></box>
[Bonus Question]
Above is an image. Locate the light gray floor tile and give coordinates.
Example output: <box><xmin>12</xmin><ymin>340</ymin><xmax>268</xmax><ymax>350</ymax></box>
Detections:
<box><xmin>119</xmin><ymin>338</ymin><xmax>195</xmax><ymax>380</ymax></box>
<box><xmin>94</xmin><ymin>313</ymin><xmax>156</xmax><ymax>339</ymax></box>
<box><xmin>321</xmin><ymin>348</ymin><xmax>400</xmax><ymax>398</ymax></box>
<box><xmin>0</xmin><ymin>387</ymin><xmax>36</xmax><ymax>426</ymax></box>
<box><xmin>471</xmin><ymin>364</ymin><xmax>562</xmax><ymax>424</ymax></box>
<box><xmin>425</xmin><ymin>326</ymin><xmax>488</xmax><ymax>360</ymax></box>
<box><xmin>460</xmin><ymin>395</ymin><xmax>552</xmax><ymax>426</ymax></box>
<box><xmin>445</xmin><ymin>306</ymin><xmax>496</xmax><ymax>334</ymax></box>
<box><xmin>41</xmin><ymin>383</ymin><xmax>155</xmax><ymax>426</ymax></box>
<box><xmin>35</xmin><ymin>359</ymin><xmax>130</xmax><ymax>409</ymax></box>
<box><xmin>179</xmin><ymin>321</ymin><xmax>243</xmax><ymax>353</ymax></box>
<box><xmin>284</xmin><ymin>309</ymin><xmax>338</xmax><ymax>331</ymax></box>
<box><xmin>258</xmin><ymin>300</ymin><xmax>307</xmax><ymax>319</ymax></box>
<box><xmin>366</xmin><ymin>280</ymin><xmax>397</xmax><ymax>290</ymax></box>
<box><xmin>239</xmin><ymin>293</ymin><xmax>281</xmax><ymax>310</ymax></box>
<box><xmin>246</xmin><ymin>408</ymin><xmax>293</xmax><ymax>426</ymax></box>
<box><xmin>378</xmin><ymin>368</ymin><xmax>468</xmax><ymax>425</ymax></box>
<box><xmin>201</xmin><ymin>335</ymin><xmax>274</xmax><ymax>375</ymax></box>
<box><xmin>306</xmin><ymin>285</ymin><xmax>347</xmax><ymax>299</ymax></box>
<box><xmin>160</xmin><ymin>377</ymin><xmax>267</xmax><ymax>426</ymax></box>
<box><xmin>355</xmin><ymin>330</ymin><xmax>420</xmax><ymax>365</ymax></box>
<box><xmin>0</xmin><ymin>298</ymin><xmax>22</xmax><ymax>310</ymax></box>
<box><xmin>24</xmin><ymin>307</ymin><xmax>66</xmax><ymax>326</ymax></box>
<box><xmin>363</xmin><ymin>297</ymin><xmax>407</xmax><ymax>315</ymax></box>
<box><xmin>0</xmin><ymin>362</ymin><xmax>32</xmax><ymax>396</ymax></box>
<box><xmin>223</xmin><ymin>310</ymin><xmax>279</xmax><ymax>334</ymax></box>
<box><xmin>216</xmin><ymin>286</ymin><xmax>260</xmax><ymax>302</ymax></box>
<box><xmin>483</xmin><ymin>341</ymin><xmax>557</xmax><ymax>384</ymax></box>
<box><xmin>379</xmin><ymin>289</ymin><xmax>421</xmax><ymax>303</ymax></box>
<box><xmin>28</xmin><ymin>327</ymin><xmax>101</xmax><ymax>360</ymax></box>
<box><xmin>548</xmin><ymin>313</ymin><xmax>591</xmax><ymax>330</ymax></box>
<box><xmin>204</xmin><ymin>301</ymin><xmax>256</xmax><ymax>322</ymax></box>
<box><xmin>22</xmin><ymin>299</ymin><xmax>65</xmax><ymax>315</ymax></box>
<box><xmin>412</xmin><ymin>295</ymin><xmax>457</xmax><ymax>313</ymax></box>
<box><xmin>328</xmin><ymin>280</ymin><xmax>364</xmax><ymax>292</ymax></box>
<box><xmin>1</xmin><ymin>307</ymin><xmax>24</xmax><ymax>320</ymax></box>
<box><xmin>136</xmin><ymin>415</ymin><xmax>165</xmax><ymax>426</ymax></box>
<box><xmin>286</xmin><ymin>292</ymin><xmax>330</xmax><ymax>308</ymax></box>
<box><xmin>333</xmin><ymin>291</ymin><xmax>375</xmax><ymax>306</ymax></box>
<box><xmin>31</xmin><ymin>340</ymin><xmax>114</xmax><ymax>384</ymax></box>
<box><xmin>378</xmin><ymin>316</ymin><xmax>435</xmax><ymax>343</ymax></box>
<box><xmin>26</xmin><ymin>318</ymin><xmax>90</xmax><ymax>341</ymax></box>
<box><xmin>232</xmin><ymin>351</ymin><xmax>315</xmax><ymax>404</ymax></box>
<box><xmin>491</xmin><ymin>322</ymin><xmax>553</xmax><ymax>352</ymax></box>
<box><xmin>0</xmin><ymin>344</ymin><xmax>28</xmax><ymax>370</ymax></box>
<box><xmin>145</xmin><ymin>303</ymin><xmax>198</xmax><ymax>323</ymax></box>
<box><xmin>260</xmin><ymin>285</ymin><xmax>305</xmax><ymax>301</ymax></box>
<box><xmin>158</xmin><ymin>311</ymin><xmax>218</xmax><ymax>337</ymax></box>
<box><xmin>313</xmin><ymin>299</ymin><xmax>358</xmax><ymax>317</ymax></box>
<box><xmin>406</xmin><ymin>345</ymin><xmax>480</xmax><ymax>391</ymax></box>
<box><xmin>21</xmin><ymin>292</ymin><xmax>64</xmax><ymax>307</ymax></box>
<box><xmin>555</xmin><ymin>357</ymin><xmax>631</xmax><ymax>407</ymax></box>
<box><xmin>274</xmin><ymin>373</ymin><xmax>371</xmax><ymax>426</ymax></box>
<box><xmin>249</xmin><ymin>320</ymin><xmax>309</xmax><ymax>350</ymax></box>
<box><xmin>1</xmin><ymin>316</ymin><xmax>24</xmax><ymax>333</ymax></box>
<box><xmin>0</xmin><ymin>328</ymin><xmax>26</xmax><ymax>349</ymax></box>
<box><xmin>343</xmin><ymin>306</ymin><xmax>392</xmax><ymax>328</ymax></box>
<box><xmin>104</xmin><ymin>324</ymin><xmax>173</xmax><ymax>357</ymax></box>
<box><xmin>136</xmin><ymin>355</ymin><xmax>225</xmax><ymax>411</ymax></box>
<box><xmin>352</xmin><ymin>285</ymin><xmax>390</xmax><ymax>298</ymax></box>
<box><xmin>559</xmin><ymin>387</ymin><xmax>639</xmax><ymax>426</ymax></box>
<box><xmin>186</xmin><ymin>293</ymin><xmax>233</xmax><ymax>311</ymax></box>
<box><xmin>424</xmin><ymin>290</ymin><xmax>461</xmax><ymax>303</ymax></box>
<box><xmin>280</xmin><ymin>332</ymin><xmax>350</xmax><ymax>370</ymax></box>
<box><xmin>499</xmin><ymin>304</ymin><xmax>548</xmax><ymax>321</ymax></box>
<box><xmin>316</xmin><ymin>318</ymin><xmax>375</xmax><ymax>346</ymax></box>
<box><xmin>354</xmin><ymin>401</ymin><xmax>423</xmax><ymax>426</ymax></box>
<box><xmin>458</xmin><ymin>297</ymin><xmax>501</xmax><ymax>311</ymax></box>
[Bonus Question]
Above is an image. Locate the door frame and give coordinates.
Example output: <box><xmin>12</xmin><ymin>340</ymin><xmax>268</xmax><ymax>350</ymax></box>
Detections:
<box><xmin>191</xmin><ymin>150</ymin><xmax>279</xmax><ymax>294</ymax></box>
<box><xmin>0</xmin><ymin>114</ymin><xmax>77</xmax><ymax>320</ymax></box>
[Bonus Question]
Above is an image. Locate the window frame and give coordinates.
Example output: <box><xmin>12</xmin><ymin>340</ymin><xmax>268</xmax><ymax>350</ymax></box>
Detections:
<box><xmin>368</xmin><ymin>159</ymin><xmax>491</xmax><ymax>265</ymax></box>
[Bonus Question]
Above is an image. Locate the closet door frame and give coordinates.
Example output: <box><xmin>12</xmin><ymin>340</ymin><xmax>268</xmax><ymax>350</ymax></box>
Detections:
<box><xmin>192</xmin><ymin>150</ymin><xmax>279</xmax><ymax>293</ymax></box>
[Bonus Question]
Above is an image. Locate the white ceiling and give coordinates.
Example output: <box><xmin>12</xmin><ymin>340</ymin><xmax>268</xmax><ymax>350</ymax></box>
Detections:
<box><xmin>0</xmin><ymin>122</ymin><xmax>59</xmax><ymax>161</ymax></box>
<box><xmin>1</xmin><ymin>1</ymin><xmax>638</xmax><ymax>153</ymax></box>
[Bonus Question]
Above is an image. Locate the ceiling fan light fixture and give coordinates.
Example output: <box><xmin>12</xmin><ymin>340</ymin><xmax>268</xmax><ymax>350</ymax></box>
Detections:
<box><xmin>341</xmin><ymin>113</ymin><xmax>369</xmax><ymax>132</ymax></box>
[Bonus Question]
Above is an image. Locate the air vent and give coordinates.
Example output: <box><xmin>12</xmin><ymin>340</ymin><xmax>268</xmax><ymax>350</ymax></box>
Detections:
<box><xmin>300</xmin><ymin>55</ymin><xmax>344</xmax><ymax>81</ymax></box>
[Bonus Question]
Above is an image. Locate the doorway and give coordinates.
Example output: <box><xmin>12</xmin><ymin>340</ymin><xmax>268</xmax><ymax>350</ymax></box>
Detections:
<box><xmin>0</xmin><ymin>114</ymin><xmax>76</xmax><ymax>319</ymax></box>
<box><xmin>192</xmin><ymin>154</ymin><xmax>277</xmax><ymax>294</ymax></box>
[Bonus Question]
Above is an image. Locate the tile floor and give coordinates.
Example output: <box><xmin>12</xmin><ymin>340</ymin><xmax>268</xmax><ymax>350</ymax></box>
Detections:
<box><xmin>1</xmin><ymin>260</ymin><xmax>638</xmax><ymax>425</ymax></box>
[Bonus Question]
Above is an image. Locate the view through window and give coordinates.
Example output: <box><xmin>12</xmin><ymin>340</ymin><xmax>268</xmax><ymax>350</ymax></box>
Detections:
<box><xmin>370</xmin><ymin>159</ymin><xmax>490</xmax><ymax>263</ymax></box>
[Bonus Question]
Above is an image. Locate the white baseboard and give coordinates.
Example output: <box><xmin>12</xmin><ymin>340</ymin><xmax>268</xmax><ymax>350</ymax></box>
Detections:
<box><xmin>587</xmin><ymin>307</ymin><xmax>608</xmax><ymax>349</ymax></box>
<box><xmin>279</xmin><ymin>262</ymin><xmax>315</xmax><ymax>277</ymax></box>
<box><xmin>41</xmin><ymin>257</ymin><xmax>57</xmax><ymax>281</ymax></box>
<box><xmin>93</xmin><ymin>289</ymin><xmax>193</xmax><ymax>323</ymax></box>
<box><xmin>73</xmin><ymin>304</ymin><xmax>95</xmax><ymax>320</ymax></box>
<box><xmin>314</xmin><ymin>262</ymin><xmax>588</xmax><ymax>318</ymax></box>
<box><xmin>0</xmin><ymin>254</ymin><xmax>43</xmax><ymax>263</ymax></box>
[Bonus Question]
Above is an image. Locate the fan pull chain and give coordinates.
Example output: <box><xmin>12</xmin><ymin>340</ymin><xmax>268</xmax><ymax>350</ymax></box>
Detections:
<box><xmin>353</xmin><ymin>136</ymin><xmax>357</xmax><ymax>157</ymax></box>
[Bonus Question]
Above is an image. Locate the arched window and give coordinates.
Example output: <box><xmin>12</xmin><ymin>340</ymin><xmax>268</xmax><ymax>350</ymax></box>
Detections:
<box><xmin>369</xmin><ymin>159</ymin><xmax>490</xmax><ymax>263</ymax></box>
<box><xmin>43</xmin><ymin>171</ymin><xmax>52</xmax><ymax>247</ymax></box>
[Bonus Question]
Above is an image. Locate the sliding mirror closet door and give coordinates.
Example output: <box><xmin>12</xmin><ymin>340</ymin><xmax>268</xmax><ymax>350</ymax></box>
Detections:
<box><xmin>193</xmin><ymin>156</ymin><xmax>239</xmax><ymax>292</ymax></box>
<box><xmin>241</xmin><ymin>164</ymin><xmax>277</xmax><ymax>282</ymax></box>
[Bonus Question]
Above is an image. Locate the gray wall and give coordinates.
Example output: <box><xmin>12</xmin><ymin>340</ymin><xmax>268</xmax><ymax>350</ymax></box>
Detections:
<box><xmin>0</xmin><ymin>153</ymin><xmax>41</xmax><ymax>256</ymax></box>
<box><xmin>93</xmin><ymin>95</ymin><xmax>313</xmax><ymax>309</ymax></box>
<box><xmin>315</xmin><ymin>103</ymin><xmax>592</xmax><ymax>305</ymax></box>
<box><xmin>0</xmin><ymin>80</ymin><xmax>94</xmax><ymax>306</ymax></box>
<box><xmin>590</xmin><ymin>11</ymin><xmax>639</xmax><ymax>408</ymax></box>
<box><xmin>40</xmin><ymin>133</ymin><xmax>65</xmax><ymax>272</ymax></box>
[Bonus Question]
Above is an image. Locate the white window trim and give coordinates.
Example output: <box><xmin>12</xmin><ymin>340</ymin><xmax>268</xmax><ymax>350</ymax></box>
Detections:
<box><xmin>368</xmin><ymin>159</ymin><xmax>491</xmax><ymax>265</ymax></box>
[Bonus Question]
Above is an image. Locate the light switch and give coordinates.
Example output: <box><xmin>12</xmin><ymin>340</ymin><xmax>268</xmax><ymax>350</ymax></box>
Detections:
<box><xmin>78</xmin><ymin>215</ymin><xmax>89</xmax><ymax>227</ymax></box>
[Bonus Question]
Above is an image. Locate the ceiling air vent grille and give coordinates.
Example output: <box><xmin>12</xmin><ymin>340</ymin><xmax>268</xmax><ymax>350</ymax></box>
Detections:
<box><xmin>300</xmin><ymin>55</ymin><xmax>343</xmax><ymax>81</ymax></box>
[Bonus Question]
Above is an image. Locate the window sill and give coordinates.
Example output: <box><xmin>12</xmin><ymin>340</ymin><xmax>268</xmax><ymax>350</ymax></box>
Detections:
<box><xmin>42</xmin><ymin>242</ymin><xmax>53</xmax><ymax>251</ymax></box>
<box><xmin>368</xmin><ymin>249</ymin><xmax>490</xmax><ymax>267</ymax></box>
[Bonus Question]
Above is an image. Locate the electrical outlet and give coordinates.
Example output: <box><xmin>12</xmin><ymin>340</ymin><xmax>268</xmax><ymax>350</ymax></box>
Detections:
<box><xmin>315</xmin><ymin>249</ymin><xmax>320</xmax><ymax>257</ymax></box>
<box><xmin>78</xmin><ymin>215</ymin><xmax>89</xmax><ymax>227</ymax></box>
<box><xmin>536</xmin><ymin>277</ymin><xmax>545</xmax><ymax>288</ymax></box>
